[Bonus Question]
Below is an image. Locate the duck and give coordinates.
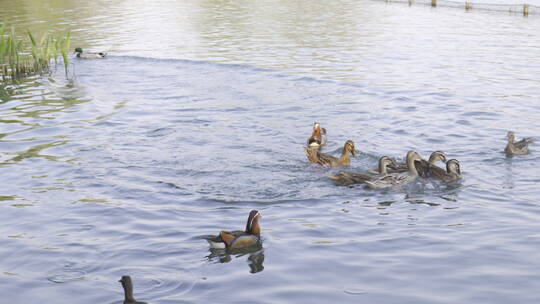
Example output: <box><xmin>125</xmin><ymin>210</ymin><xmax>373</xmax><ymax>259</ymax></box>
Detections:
<box><xmin>305</xmin><ymin>140</ymin><xmax>356</xmax><ymax>167</ymax></box>
<box><xmin>365</xmin><ymin>150</ymin><xmax>423</xmax><ymax>189</ymax></box>
<box><xmin>74</xmin><ymin>47</ymin><xmax>107</xmax><ymax>59</ymax></box>
<box><xmin>204</xmin><ymin>210</ymin><xmax>261</xmax><ymax>249</ymax></box>
<box><xmin>413</xmin><ymin>151</ymin><xmax>447</xmax><ymax>178</ymax></box>
<box><xmin>307</xmin><ymin>122</ymin><xmax>327</xmax><ymax>150</ymax></box>
<box><xmin>384</xmin><ymin>151</ymin><xmax>446</xmax><ymax>174</ymax></box>
<box><xmin>432</xmin><ymin>159</ymin><xmax>462</xmax><ymax>183</ymax></box>
<box><xmin>505</xmin><ymin>131</ymin><xmax>533</xmax><ymax>156</ymax></box>
<box><xmin>327</xmin><ymin>156</ymin><xmax>395</xmax><ymax>185</ymax></box>
<box><xmin>119</xmin><ymin>276</ymin><xmax>148</xmax><ymax>304</ymax></box>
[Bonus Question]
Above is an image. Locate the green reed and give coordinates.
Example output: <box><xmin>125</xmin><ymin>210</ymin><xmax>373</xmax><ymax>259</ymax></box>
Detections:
<box><xmin>0</xmin><ymin>24</ymin><xmax>71</xmax><ymax>81</ymax></box>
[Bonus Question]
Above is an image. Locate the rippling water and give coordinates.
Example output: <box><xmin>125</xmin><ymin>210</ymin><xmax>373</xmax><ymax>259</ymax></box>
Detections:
<box><xmin>1</xmin><ymin>1</ymin><xmax>540</xmax><ymax>303</ymax></box>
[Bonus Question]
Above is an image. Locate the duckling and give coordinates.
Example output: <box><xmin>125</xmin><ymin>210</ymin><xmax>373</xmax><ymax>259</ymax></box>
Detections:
<box><xmin>204</xmin><ymin>210</ymin><xmax>261</xmax><ymax>249</ymax></box>
<box><xmin>365</xmin><ymin>150</ymin><xmax>423</xmax><ymax>189</ymax></box>
<box><xmin>413</xmin><ymin>151</ymin><xmax>447</xmax><ymax>178</ymax></box>
<box><xmin>305</xmin><ymin>140</ymin><xmax>356</xmax><ymax>167</ymax></box>
<box><xmin>74</xmin><ymin>47</ymin><xmax>107</xmax><ymax>59</ymax></box>
<box><xmin>505</xmin><ymin>131</ymin><xmax>533</xmax><ymax>156</ymax></box>
<box><xmin>307</xmin><ymin>122</ymin><xmax>327</xmax><ymax>150</ymax></box>
<box><xmin>119</xmin><ymin>276</ymin><xmax>148</xmax><ymax>304</ymax></box>
<box><xmin>385</xmin><ymin>151</ymin><xmax>446</xmax><ymax>174</ymax></box>
<box><xmin>432</xmin><ymin>159</ymin><xmax>462</xmax><ymax>183</ymax></box>
<box><xmin>328</xmin><ymin>156</ymin><xmax>395</xmax><ymax>185</ymax></box>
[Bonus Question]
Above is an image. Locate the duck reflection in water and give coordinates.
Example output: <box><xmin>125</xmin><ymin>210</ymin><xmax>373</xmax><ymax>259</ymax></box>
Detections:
<box><xmin>206</xmin><ymin>245</ymin><xmax>265</xmax><ymax>274</ymax></box>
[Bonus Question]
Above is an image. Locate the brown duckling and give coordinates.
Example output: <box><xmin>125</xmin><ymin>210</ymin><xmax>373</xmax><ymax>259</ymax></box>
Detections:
<box><xmin>119</xmin><ymin>276</ymin><xmax>148</xmax><ymax>304</ymax></box>
<box><xmin>307</xmin><ymin>122</ymin><xmax>327</xmax><ymax>150</ymax></box>
<box><xmin>204</xmin><ymin>210</ymin><xmax>261</xmax><ymax>249</ymax></box>
<box><xmin>328</xmin><ymin>156</ymin><xmax>395</xmax><ymax>185</ymax></box>
<box><xmin>505</xmin><ymin>131</ymin><xmax>533</xmax><ymax>156</ymax></box>
<box><xmin>305</xmin><ymin>140</ymin><xmax>356</xmax><ymax>168</ymax></box>
<box><xmin>365</xmin><ymin>150</ymin><xmax>423</xmax><ymax>189</ymax></box>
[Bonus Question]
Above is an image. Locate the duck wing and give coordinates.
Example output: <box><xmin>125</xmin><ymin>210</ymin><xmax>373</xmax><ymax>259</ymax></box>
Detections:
<box><xmin>514</xmin><ymin>138</ymin><xmax>533</xmax><ymax>150</ymax></box>
<box><xmin>328</xmin><ymin>171</ymin><xmax>373</xmax><ymax>185</ymax></box>
<box><xmin>415</xmin><ymin>160</ymin><xmax>446</xmax><ymax>178</ymax></box>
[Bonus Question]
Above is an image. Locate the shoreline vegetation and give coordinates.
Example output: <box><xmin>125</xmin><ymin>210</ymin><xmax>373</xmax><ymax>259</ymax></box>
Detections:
<box><xmin>0</xmin><ymin>23</ymin><xmax>70</xmax><ymax>82</ymax></box>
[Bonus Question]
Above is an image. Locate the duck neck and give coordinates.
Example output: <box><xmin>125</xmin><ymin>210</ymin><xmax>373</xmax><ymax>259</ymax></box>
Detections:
<box><xmin>378</xmin><ymin>160</ymin><xmax>388</xmax><ymax>174</ymax></box>
<box><xmin>122</xmin><ymin>282</ymin><xmax>136</xmax><ymax>303</ymax></box>
<box><xmin>407</xmin><ymin>156</ymin><xmax>419</xmax><ymax>175</ymax></box>
<box><xmin>251</xmin><ymin>219</ymin><xmax>260</xmax><ymax>237</ymax></box>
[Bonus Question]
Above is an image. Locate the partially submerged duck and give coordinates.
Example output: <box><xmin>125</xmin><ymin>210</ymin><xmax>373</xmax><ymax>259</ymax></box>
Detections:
<box><xmin>505</xmin><ymin>131</ymin><xmax>533</xmax><ymax>156</ymax></box>
<box><xmin>74</xmin><ymin>47</ymin><xmax>107</xmax><ymax>59</ymax></box>
<box><xmin>433</xmin><ymin>159</ymin><xmax>462</xmax><ymax>183</ymax></box>
<box><xmin>204</xmin><ymin>210</ymin><xmax>261</xmax><ymax>249</ymax></box>
<box><xmin>365</xmin><ymin>150</ymin><xmax>423</xmax><ymax>189</ymax></box>
<box><xmin>305</xmin><ymin>140</ymin><xmax>356</xmax><ymax>168</ymax></box>
<box><xmin>307</xmin><ymin>122</ymin><xmax>327</xmax><ymax>150</ymax></box>
<box><xmin>414</xmin><ymin>151</ymin><xmax>447</xmax><ymax>178</ymax></box>
<box><xmin>328</xmin><ymin>156</ymin><xmax>394</xmax><ymax>185</ymax></box>
<box><xmin>119</xmin><ymin>276</ymin><xmax>148</xmax><ymax>304</ymax></box>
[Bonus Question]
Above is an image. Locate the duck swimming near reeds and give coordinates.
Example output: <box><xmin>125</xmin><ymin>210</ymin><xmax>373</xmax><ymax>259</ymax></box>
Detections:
<box><xmin>119</xmin><ymin>276</ymin><xmax>148</xmax><ymax>304</ymax></box>
<box><xmin>328</xmin><ymin>156</ymin><xmax>395</xmax><ymax>185</ymax></box>
<box><xmin>74</xmin><ymin>47</ymin><xmax>106</xmax><ymax>59</ymax></box>
<box><xmin>305</xmin><ymin>140</ymin><xmax>356</xmax><ymax>168</ymax></box>
<box><xmin>307</xmin><ymin>122</ymin><xmax>327</xmax><ymax>150</ymax></box>
<box><xmin>204</xmin><ymin>210</ymin><xmax>261</xmax><ymax>249</ymax></box>
<box><xmin>365</xmin><ymin>150</ymin><xmax>423</xmax><ymax>189</ymax></box>
<box><xmin>505</xmin><ymin>131</ymin><xmax>533</xmax><ymax>156</ymax></box>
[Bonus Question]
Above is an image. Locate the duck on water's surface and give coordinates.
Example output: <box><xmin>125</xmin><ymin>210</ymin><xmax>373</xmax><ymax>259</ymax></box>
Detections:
<box><xmin>307</xmin><ymin>122</ymin><xmax>327</xmax><ymax>150</ymax></box>
<box><xmin>119</xmin><ymin>276</ymin><xmax>148</xmax><ymax>304</ymax></box>
<box><xmin>365</xmin><ymin>150</ymin><xmax>423</xmax><ymax>189</ymax></box>
<box><xmin>505</xmin><ymin>131</ymin><xmax>533</xmax><ymax>156</ymax></box>
<box><xmin>380</xmin><ymin>151</ymin><xmax>446</xmax><ymax>174</ymax></box>
<box><xmin>74</xmin><ymin>47</ymin><xmax>107</xmax><ymax>59</ymax></box>
<box><xmin>328</xmin><ymin>156</ymin><xmax>395</xmax><ymax>185</ymax></box>
<box><xmin>413</xmin><ymin>151</ymin><xmax>447</xmax><ymax>178</ymax></box>
<box><xmin>432</xmin><ymin>159</ymin><xmax>462</xmax><ymax>183</ymax></box>
<box><xmin>305</xmin><ymin>140</ymin><xmax>356</xmax><ymax>167</ymax></box>
<box><xmin>204</xmin><ymin>210</ymin><xmax>261</xmax><ymax>249</ymax></box>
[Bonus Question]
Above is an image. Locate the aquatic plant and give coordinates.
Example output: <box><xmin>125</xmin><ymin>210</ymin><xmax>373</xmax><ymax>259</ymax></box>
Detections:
<box><xmin>0</xmin><ymin>23</ymin><xmax>71</xmax><ymax>81</ymax></box>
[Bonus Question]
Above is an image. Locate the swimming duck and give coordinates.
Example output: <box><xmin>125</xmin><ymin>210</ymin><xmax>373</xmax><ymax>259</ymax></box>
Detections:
<box><xmin>384</xmin><ymin>151</ymin><xmax>446</xmax><ymax>174</ymax></box>
<box><xmin>431</xmin><ymin>159</ymin><xmax>462</xmax><ymax>183</ymax></box>
<box><xmin>204</xmin><ymin>210</ymin><xmax>261</xmax><ymax>249</ymax></box>
<box><xmin>505</xmin><ymin>131</ymin><xmax>533</xmax><ymax>156</ymax></box>
<box><xmin>119</xmin><ymin>276</ymin><xmax>148</xmax><ymax>304</ymax></box>
<box><xmin>307</xmin><ymin>122</ymin><xmax>327</xmax><ymax>150</ymax></box>
<box><xmin>305</xmin><ymin>140</ymin><xmax>356</xmax><ymax>167</ymax></box>
<box><xmin>365</xmin><ymin>150</ymin><xmax>423</xmax><ymax>189</ymax></box>
<box><xmin>74</xmin><ymin>47</ymin><xmax>107</xmax><ymax>59</ymax></box>
<box><xmin>413</xmin><ymin>151</ymin><xmax>447</xmax><ymax>178</ymax></box>
<box><xmin>328</xmin><ymin>156</ymin><xmax>395</xmax><ymax>185</ymax></box>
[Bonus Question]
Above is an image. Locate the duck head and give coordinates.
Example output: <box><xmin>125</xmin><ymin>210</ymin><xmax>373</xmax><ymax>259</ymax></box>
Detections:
<box><xmin>74</xmin><ymin>47</ymin><xmax>83</xmax><ymax>54</ymax></box>
<box><xmin>506</xmin><ymin>131</ymin><xmax>515</xmax><ymax>142</ymax></box>
<box><xmin>343</xmin><ymin>140</ymin><xmax>357</xmax><ymax>157</ymax></box>
<box><xmin>378</xmin><ymin>156</ymin><xmax>395</xmax><ymax>174</ymax></box>
<box><xmin>428</xmin><ymin>151</ymin><xmax>447</xmax><ymax>164</ymax></box>
<box><xmin>245</xmin><ymin>210</ymin><xmax>261</xmax><ymax>237</ymax></box>
<box><xmin>446</xmin><ymin>159</ymin><xmax>461</xmax><ymax>175</ymax></box>
<box><xmin>119</xmin><ymin>275</ymin><xmax>136</xmax><ymax>302</ymax></box>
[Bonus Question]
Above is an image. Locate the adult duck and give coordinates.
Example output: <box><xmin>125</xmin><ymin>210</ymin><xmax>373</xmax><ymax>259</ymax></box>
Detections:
<box><xmin>204</xmin><ymin>210</ymin><xmax>261</xmax><ymax>249</ymax></box>
<box><xmin>119</xmin><ymin>276</ymin><xmax>148</xmax><ymax>304</ymax></box>
<box><xmin>74</xmin><ymin>47</ymin><xmax>107</xmax><ymax>59</ymax></box>
<box><xmin>383</xmin><ymin>151</ymin><xmax>446</xmax><ymax>174</ymax></box>
<box><xmin>505</xmin><ymin>131</ymin><xmax>533</xmax><ymax>156</ymax></box>
<box><xmin>307</xmin><ymin>122</ymin><xmax>327</xmax><ymax>150</ymax></box>
<box><xmin>365</xmin><ymin>150</ymin><xmax>423</xmax><ymax>189</ymax></box>
<box><xmin>305</xmin><ymin>140</ymin><xmax>356</xmax><ymax>168</ymax></box>
<box><xmin>431</xmin><ymin>159</ymin><xmax>462</xmax><ymax>183</ymax></box>
<box><xmin>328</xmin><ymin>156</ymin><xmax>394</xmax><ymax>185</ymax></box>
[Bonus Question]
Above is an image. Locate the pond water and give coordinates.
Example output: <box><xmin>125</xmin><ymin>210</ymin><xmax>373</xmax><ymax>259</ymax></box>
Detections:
<box><xmin>1</xmin><ymin>0</ymin><xmax>540</xmax><ymax>303</ymax></box>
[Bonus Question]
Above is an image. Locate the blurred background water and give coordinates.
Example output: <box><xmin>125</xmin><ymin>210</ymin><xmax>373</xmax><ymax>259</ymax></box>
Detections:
<box><xmin>1</xmin><ymin>0</ymin><xmax>540</xmax><ymax>303</ymax></box>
